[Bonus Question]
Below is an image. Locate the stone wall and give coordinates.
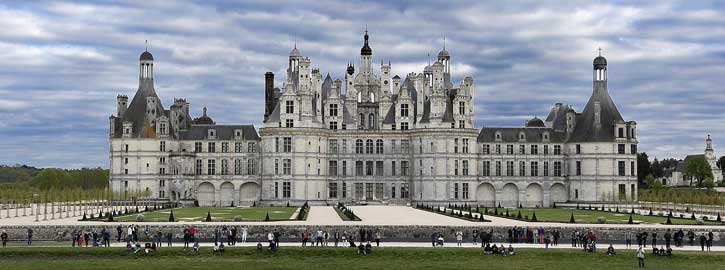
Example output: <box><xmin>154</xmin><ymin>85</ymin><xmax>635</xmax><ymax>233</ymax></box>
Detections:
<box><xmin>1</xmin><ymin>224</ymin><xmax>722</xmax><ymax>243</ymax></box>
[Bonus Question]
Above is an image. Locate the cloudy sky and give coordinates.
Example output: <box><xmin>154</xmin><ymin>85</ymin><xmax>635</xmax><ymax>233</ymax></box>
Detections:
<box><xmin>1</xmin><ymin>0</ymin><xmax>724</xmax><ymax>168</ymax></box>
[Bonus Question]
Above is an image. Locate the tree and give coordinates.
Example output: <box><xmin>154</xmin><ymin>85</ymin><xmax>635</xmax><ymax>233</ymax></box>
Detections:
<box><xmin>683</xmin><ymin>155</ymin><xmax>713</xmax><ymax>187</ymax></box>
<box><xmin>651</xmin><ymin>158</ymin><xmax>664</xmax><ymax>178</ymax></box>
<box><xmin>637</xmin><ymin>153</ymin><xmax>652</xmax><ymax>186</ymax></box>
<box><xmin>704</xmin><ymin>177</ymin><xmax>715</xmax><ymax>189</ymax></box>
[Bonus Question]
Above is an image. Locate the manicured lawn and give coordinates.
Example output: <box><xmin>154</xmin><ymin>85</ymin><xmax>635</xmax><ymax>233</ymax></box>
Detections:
<box><xmin>0</xmin><ymin>247</ymin><xmax>723</xmax><ymax>270</ymax></box>
<box><xmin>114</xmin><ymin>207</ymin><xmax>297</xmax><ymax>222</ymax></box>
<box><xmin>483</xmin><ymin>208</ymin><xmax>724</xmax><ymax>225</ymax></box>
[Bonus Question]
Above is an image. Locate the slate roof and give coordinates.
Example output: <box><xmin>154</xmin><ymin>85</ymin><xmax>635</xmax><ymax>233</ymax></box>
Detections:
<box><xmin>568</xmin><ymin>85</ymin><xmax>624</xmax><ymax>142</ymax></box>
<box><xmin>179</xmin><ymin>125</ymin><xmax>260</xmax><ymax>141</ymax></box>
<box><xmin>117</xmin><ymin>77</ymin><xmax>165</xmax><ymax>138</ymax></box>
<box><xmin>477</xmin><ymin>127</ymin><xmax>567</xmax><ymax>143</ymax></box>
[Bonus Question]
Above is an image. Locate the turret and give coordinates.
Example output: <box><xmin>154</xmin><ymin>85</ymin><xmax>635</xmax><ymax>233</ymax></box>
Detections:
<box><xmin>381</xmin><ymin>60</ymin><xmax>391</xmax><ymax>96</ymax></box>
<box><xmin>116</xmin><ymin>94</ymin><xmax>128</xmax><ymax>117</ymax></box>
<box><xmin>264</xmin><ymin>72</ymin><xmax>275</xmax><ymax>121</ymax></box>
<box><xmin>593</xmin><ymin>48</ymin><xmax>607</xmax><ymax>93</ymax></box>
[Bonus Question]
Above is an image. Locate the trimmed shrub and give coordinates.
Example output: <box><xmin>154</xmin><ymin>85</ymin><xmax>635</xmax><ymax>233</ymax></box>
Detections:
<box><xmin>717</xmin><ymin>213</ymin><xmax>722</xmax><ymax>222</ymax></box>
<box><xmin>569</xmin><ymin>213</ymin><xmax>575</xmax><ymax>223</ymax></box>
<box><xmin>107</xmin><ymin>212</ymin><xmax>114</xmax><ymax>222</ymax></box>
<box><xmin>206</xmin><ymin>211</ymin><xmax>212</xmax><ymax>222</ymax></box>
<box><xmin>666</xmin><ymin>215</ymin><xmax>672</xmax><ymax>225</ymax></box>
<box><xmin>136</xmin><ymin>214</ymin><xmax>144</xmax><ymax>222</ymax></box>
<box><xmin>628</xmin><ymin>214</ymin><xmax>633</xmax><ymax>224</ymax></box>
<box><xmin>516</xmin><ymin>210</ymin><xmax>522</xmax><ymax>219</ymax></box>
<box><xmin>264</xmin><ymin>212</ymin><xmax>270</xmax><ymax>222</ymax></box>
<box><xmin>649</xmin><ymin>209</ymin><xmax>653</xmax><ymax>216</ymax></box>
<box><xmin>531</xmin><ymin>211</ymin><xmax>537</xmax><ymax>222</ymax></box>
<box><xmin>691</xmin><ymin>213</ymin><xmax>696</xmax><ymax>220</ymax></box>
<box><xmin>597</xmin><ymin>217</ymin><xmax>606</xmax><ymax>224</ymax></box>
<box><xmin>168</xmin><ymin>210</ymin><xmax>175</xmax><ymax>222</ymax></box>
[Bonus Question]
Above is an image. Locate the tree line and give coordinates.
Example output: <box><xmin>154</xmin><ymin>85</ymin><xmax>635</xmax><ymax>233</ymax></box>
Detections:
<box><xmin>637</xmin><ymin>153</ymin><xmax>725</xmax><ymax>188</ymax></box>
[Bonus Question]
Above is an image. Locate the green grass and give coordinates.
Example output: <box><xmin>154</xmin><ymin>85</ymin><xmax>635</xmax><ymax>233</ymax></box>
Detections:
<box><xmin>0</xmin><ymin>246</ymin><xmax>723</xmax><ymax>270</ymax></box>
<box><xmin>114</xmin><ymin>207</ymin><xmax>297</xmax><ymax>222</ymax></box>
<box><xmin>484</xmin><ymin>208</ymin><xmax>724</xmax><ymax>225</ymax></box>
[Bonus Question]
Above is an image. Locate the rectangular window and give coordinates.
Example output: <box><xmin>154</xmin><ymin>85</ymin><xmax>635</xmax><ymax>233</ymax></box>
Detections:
<box><xmin>342</xmin><ymin>160</ymin><xmax>347</xmax><ymax>176</ymax></box>
<box><xmin>401</xmin><ymin>122</ymin><xmax>409</xmax><ymax>130</ymax></box>
<box><xmin>401</xmin><ymin>140</ymin><xmax>410</xmax><ymax>153</ymax></box>
<box><xmin>459</xmin><ymin>120</ymin><xmax>465</xmax><ymax>129</ymax></box>
<box><xmin>329</xmin><ymin>104</ymin><xmax>338</xmax><ymax>116</ymax></box>
<box><xmin>195</xmin><ymin>159</ymin><xmax>202</xmax><ymax>175</ymax></box>
<box><xmin>329</xmin><ymin>182</ymin><xmax>338</xmax><ymax>198</ymax></box>
<box><xmin>221</xmin><ymin>142</ymin><xmax>229</xmax><ymax>153</ymax></box>
<box><xmin>247</xmin><ymin>159</ymin><xmax>256</xmax><ymax>175</ymax></box>
<box><xmin>329</xmin><ymin>121</ymin><xmax>337</xmax><ymax>130</ymax></box>
<box><xmin>462</xmin><ymin>183</ymin><xmax>469</xmax><ymax>199</ymax></box>
<box><xmin>519</xmin><ymin>161</ymin><xmax>525</xmax><ymax>176</ymax></box>
<box><xmin>575</xmin><ymin>189</ymin><xmax>579</xmax><ymax>199</ymax></box>
<box><xmin>376</xmin><ymin>161</ymin><xmax>384</xmax><ymax>176</ymax></box>
<box><xmin>329</xmin><ymin>139</ymin><xmax>338</xmax><ymax>154</ymax></box>
<box><xmin>248</xmin><ymin>142</ymin><xmax>256</xmax><ymax>153</ymax></box>
<box><xmin>285</xmin><ymin>100</ymin><xmax>294</xmax><ymax>114</ymax></box>
<box><xmin>283</xmin><ymin>159</ymin><xmax>292</xmax><ymax>175</ymax></box>
<box><xmin>454</xmin><ymin>160</ymin><xmax>459</xmax><ymax>176</ymax></box>
<box><xmin>576</xmin><ymin>161</ymin><xmax>581</xmax><ymax>176</ymax></box>
<box><xmin>274</xmin><ymin>159</ymin><xmax>279</xmax><ymax>175</ymax></box>
<box><xmin>543</xmin><ymin>145</ymin><xmax>549</xmax><ymax>155</ymax></box>
<box><xmin>618</xmin><ymin>161</ymin><xmax>626</xmax><ymax>176</ymax></box>
<box><xmin>401</xmin><ymin>183</ymin><xmax>409</xmax><ymax>198</ymax></box>
<box><xmin>454</xmin><ymin>138</ymin><xmax>459</xmax><ymax>153</ymax></box>
<box><xmin>375</xmin><ymin>183</ymin><xmax>383</xmax><ymax>199</ymax></box>
<box><xmin>482</xmin><ymin>161</ymin><xmax>491</xmax><ymax>176</ymax></box>
<box><xmin>618</xmin><ymin>184</ymin><xmax>626</xmax><ymax>200</ymax></box>
<box><xmin>454</xmin><ymin>183</ymin><xmax>459</xmax><ymax>199</ymax></box>
<box><xmin>234</xmin><ymin>159</ymin><xmax>242</xmax><ymax>175</ymax></box>
<box><xmin>495</xmin><ymin>161</ymin><xmax>502</xmax><ymax>176</ymax></box>
<box><xmin>355</xmin><ymin>183</ymin><xmax>364</xmax><ymax>199</ymax></box>
<box><xmin>285</xmin><ymin>119</ymin><xmax>294</xmax><ymax>128</ymax></box>
<box><xmin>519</xmin><ymin>145</ymin><xmax>525</xmax><ymax>155</ymax></box>
<box><xmin>401</xmin><ymin>161</ymin><xmax>409</xmax><ymax>176</ymax></box>
<box><xmin>208</xmin><ymin>142</ymin><xmax>215</xmax><ymax>153</ymax></box>
<box><xmin>506</xmin><ymin>161</ymin><xmax>514</xmax><ymax>176</ymax></box>
<box><xmin>506</xmin><ymin>145</ymin><xmax>513</xmax><ymax>154</ymax></box>
<box><xmin>159</xmin><ymin>167</ymin><xmax>166</xmax><ymax>175</ymax></box>
<box><xmin>530</xmin><ymin>145</ymin><xmax>538</xmax><ymax>155</ymax></box>
<box><xmin>543</xmin><ymin>161</ymin><xmax>549</xmax><ymax>176</ymax></box>
<box><xmin>554</xmin><ymin>145</ymin><xmax>561</xmax><ymax>155</ymax></box>
<box><xmin>282</xmin><ymin>182</ymin><xmax>291</xmax><ymax>198</ymax></box>
<box><xmin>400</xmin><ymin>104</ymin><xmax>409</xmax><ymax>117</ymax></box>
<box><xmin>195</xmin><ymin>142</ymin><xmax>203</xmax><ymax>152</ymax></box>
<box><xmin>576</xmin><ymin>144</ymin><xmax>581</xmax><ymax>154</ymax></box>
<box><xmin>392</xmin><ymin>161</ymin><xmax>396</xmax><ymax>176</ymax></box>
<box><xmin>462</xmin><ymin>160</ymin><xmax>469</xmax><ymax>176</ymax></box>
<box><xmin>342</xmin><ymin>182</ymin><xmax>347</xmax><ymax>198</ymax></box>
<box><xmin>342</xmin><ymin>139</ymin><xmax>347</xmax><ymax>153</ymax></box>
<box><xmin>207</xmin><ymin>159</ymin><xmax>216</xmax><ymax>175</ymax></box>
<box><xmin>235</xmin><ymin>142</ymin><xmax>243</xmax><ymax>153</ymax></box>
<box><xmin>630</xmin><ymin>161</ymin><xmax>635</xmax><ymax>176</ymax></box>
<box><xmin>459</xmin><ymin>101</ymin><xmax>465</xmax><ymax>115</ymax></box>
<box><xmin>159</xmin><ymin>141</ymin><xmax>166</xmax><ymax>152</ymax></box>
<box><xmin>483</xmin><ymin>144</ymin><xmax>490</xmax><ymax>155</ymax></box>
<box><xmin>329</xmin><ymin>160</ymin><xmax>338</xmax><ymax>176</ymax></box>
<box><xmin>463</xmin><ymin>139</ymin><xmax>469</xmax><ymax>153</ymax></box>
<box><xmin>554</xmin><ymin>161</ymin><xmax>562</xmax><ymax>177</ymax></box>
<box><xmin>221</xmin><ymin>159</ymin><xmax>228</xmax><ymax>175</ymax></box>
<box><xmin>275</xmin><ymin>137</ymin><xmax>280</xmax><ymax>152</ymax></box>
<box><xmin>631</xmin><ymin>144</ymin><xmax>637</xmax><ymax>154</ymax></box>
<box><xmin>391</xmin><ymin>184</ymin><xmax>396</xmax><ymax>199</ymax></box>
<box><xmin>618</xmin><ymin>128</ymin><xmax>624</xmax><ymax>138</ymax></box>
<box><xmin>356</xmin><ymin>161</ymin><xmax>364</xmax><ymax>176</ymax></box>
<box><xmin>531</xmin><ymin>161</ymin><xmax>538</xmax><ymax>177</ymax></box>
<box><xmin>618</xmin><ymin>144</ymin><xmax>625</xmax><ymax>154</ymax></box>
<box><xmin>496</xmin><ymin>144</ymin><xmax>501</xmax><ymax>154</ymax></box>
<box><xmin>283</xmin><ymin>137</ymin><xmax>292</xmax><ymax>152</ymax></box>
<box><xmin>274</xmin><ymin>182</ymin><xmax>279</xmax><ymax>198</ymax></box>
<box><xmin>366</xmin><ymin>161</ymin><xmax>373</xmax><ymax>176</ymax></box>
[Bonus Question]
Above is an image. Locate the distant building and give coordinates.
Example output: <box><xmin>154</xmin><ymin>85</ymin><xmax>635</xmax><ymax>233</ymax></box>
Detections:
<box><xmin>109</xmin><ymin>31</ymin><xmax>639</xmax><ymax>207</ymax></box>
<box><xmin>662</xmin><ymin>134</ymin><xmax>723</xmax><ymax>186</ymax></box>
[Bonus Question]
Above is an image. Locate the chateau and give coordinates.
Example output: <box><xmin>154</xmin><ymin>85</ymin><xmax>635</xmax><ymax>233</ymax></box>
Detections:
<box><xmin>109</xmin><ymin>32</ymin><xmax>638</xmax><ymax>207</ymax></box>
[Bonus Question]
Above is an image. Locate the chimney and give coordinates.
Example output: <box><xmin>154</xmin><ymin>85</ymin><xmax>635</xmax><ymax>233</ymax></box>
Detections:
<box><xmin>264</xmin><ymin>72</ymin><xmax>275</xmax><ymax>121</ymax></box>
<box><xmin>117</xmin><ymin>94</ymin><xmax>128</xmax><ymax>117</ymax></box>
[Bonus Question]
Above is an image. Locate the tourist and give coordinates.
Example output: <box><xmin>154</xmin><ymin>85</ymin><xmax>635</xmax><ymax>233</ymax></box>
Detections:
<box><xmin>544</xmin><ymin>234</ymin><xmax>550</xmax><ymax>249</ymax></box>
<box><xmin>134</xmin><ymin>242</ymin><xmax>142</xmax><ymax>254</ymax></box>
<box><xmin>625</xmin><ymin>231</ymin><xmax>632</xmax><ymax>249</ymax></box>
<box><xmin>183</xmin><ymin>226</ymin><xmax>190</xmax><ymax>249</ymax></box>
<box><xmin>256</xmin><ymin>241</ymin><xmax>263</xmax><ymax>254</ymax></box>
<box><xmin>357</xmin><ymin>243</ymin><xmax>365</xmax><ymax>255</ymax></box>
<box><xmin>155</xmin><ymin>229</ymin><xmax>163</xmax><ymax>248</ymax></box>
<box><xmin>26</xmin><ymin>228</ymin><xmax>33</xmax><ymax>246</ymax></box>
<box><xmin>508</xmin><ymin>244</ymin><xmax>515</xmax><ymax>255</ymax></box>
<box><xmin>241</xmin><ymin>227</ymin><xmax>248</xmax><ymax>243</ymax></box>
<box><xmin>472</xmin><ymin>230</ymin><xmax>479</xmax><ymax>245</ymax></box>
<box><xmin>192</xmin><ymin>240</ymin><xmax>200</xmax><ymax>255</ymax></box>
<box><xmin>365</xmin><ymin>241</ymin><xmax>372</xmax><ymax>254</ymax></box>
<box><xmin>116</xmin><ymin>225</ymin><xmax>122</xmax><ymax>242</ymax></box>
<box><xmin>84</xmin><ymin>231</ymin><xmax>90</xmax><ymax>247</ymax></box>
<box><xmin>1</xmin><ymin>230</ymin><xmax>7</xmax><ymax>247</ymax></box>
<box><xmin>508</xmin><ymin>228</ymin><xmax>514</xmax><ymax>244</ymax></box>
<box><xmin>431</xmin><ymin>231</ymin><xmax>438</xmax><ymax>247</ymax></box>
<box><xmin>214</xmin><ymin>227</ymin><xmax>221</xmax><ymax>246</ymax></box>
<box><xmin>144</xmin><ymin>242</ymin><xmax>154</xmax><ymax>254</ymax></box>
<box><xmin>652</xmin><ymin>246</ymin><xmax>659</xmax><ymax>255</ymax></box>
<box><xmin>334</xmin><ymin>231</ymin><xmax>340</xmax><ymax>247</ymax></box>
<box><xmin>636</xmin><ymin>232</ymin><xmax>642</xmax><ymax>247</ymax></box>
<box><xmin>637</xmin><ymin>246</ymin><xmax>645</xmax><ymax>269</ymax></box>
<box><xmin>302</xmin><ymin>230</ymin><xmax>309</xmax><ymax>247</ymax></box>
<box><xmin>143</xmin><ymin>225</ymin><xmax>150</xmax><ymax>241</ymax></box>
<box><xmin>341</xmin><ymin>232</ymin><xmax>347</xmax><ymax>247</ymax></box>
<box><xmin>491</xmin><ymin>243</ymin><xmax>499</xmax><ymax>254</ymax></box>
<box><xmin>607</xmin><ymin>244</ymin><xmax>616</xmax><ymax>255</ymax></box>
<box><xmin>499</xmin><ymin>244</ymin><xmax>507</xmax><ymax>256</ymax></box>
<box><xmin>273</xmin><ymin>229</ymin><xmax>281</xmax><ymax>248</ymax></box>
<box><xmin>687</xmin><ymin>230</ymin><xmax>695</xmax><ymax>246</ymax></box>
<box><xmin>125</xmin><ymin>242</ymin><xmax>133</xmax><ymax>253</ymax></box>
<box><xmin>127</xmin><ymin>225</ymin><xmax>134</xmax><ymax>243</ymax></box>
<box><xmin>437</xmin><ymin>233</ymin><xmax>445</xmax><ymax>247</ymax></box>
<box><xmin>102</xmin><ymin>228</ymin><xmax>111</xmax><ymax>247</ymax></box>
<box><xmin>456</xmin><ymin>231</ymin><xmax>463</xmax><ymax>246</ymax></box>
<box><xmin>230</xmin><ymin>226</ymin><xmax>237</xmax><ymax>246</ymax></box>
<box><xmin>553</xmin><ymin>230</ymin><xmax>560</xmax><ymax>246</ymax></box>
<box><xmin>699</xmin><ymin>233</ymin><xmax>706</xmax><ymax>251</ymax></box>
<box><xmin>571</xmin><ymin>230</ymin><xmax>578</xmax><ymax>247</ymax></box>
<box><xmin>538</xmin><ymin>227</ymin><xmax>545</xmax><ymax>244</ymax></box>
<box><xmin>664</xmin><ymin>229</ymin><xmax>671</xmax><ymax>249</ymax></box>
<box><xmin>707</xmin><ymin>231</ymin><xmax>713</xmax><ymax>252</ymax></box>
<box><xmin>641</xmin><ymin>231</ymin><xmax>648</xmax><ymax>248</ymax></box>
<box><xmin>483</xmin><ymin>243</ymin><xmax>492</xmax><ymax>254</ymax></box>
<box><xmin>267</xmin><ymin>231</ymin><xmax>274</xmax><ymax>246</ymax></box>
<box><xmin>316</xmin><ymin>229</ymin><xmax>324</xmax><ymax>247</ymax></box>
<box><xmin>166</xmin><ymin>231</ymin><xmax>173</xmax><ymax>247</ymax></box>
<box><xmin>374</xmin><ymin>231</ymin><xmax>381</xmax><ymax>247</ymax></box>
<box><xmin>189</xmin><ymin>225</ymin><xmax>196</xmax><ymax>243</ymax></box>
<box><xmin>324</xmin><ymin>231</ymin><xmax>330</xmax><ymax>246</ymax></box>
<box><xmin>651</xmin><ymin>231</ymin><xmax>657</xmax><ymax>248</ymax></box>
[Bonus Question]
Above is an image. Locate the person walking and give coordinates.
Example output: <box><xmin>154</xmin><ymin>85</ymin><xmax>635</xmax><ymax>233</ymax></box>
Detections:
<box><xmin>699</xmin><ymin>234</ymin><xmax>706</xmax><ymax>252</ymax></box>
<box><xmin>241</xmin><ymin>227</ymin><xmax>248</xmax><ymax>243</ymax></box>
<box><xmin>664</xmin><ymin>230</ymin><xmax>672</xmax><ymax>249</ymax></box>
<box><xmin>183</xmin><ymin>226</ymin><xmax>190</xmax><ymax>249</ymax></box>
<box><xmin>315</xmin><ymin>230</ymin><xmax>324</xmax><ymax>247</ymax></box>
<box><xmin>651</xmin><ymin>231</ymin><xmax>657</xmax><ymax>248</ymax></box>
<box><xmin>302</xmin><ymin>231</ymin><xmax>309</xmax><ymax>247</ymax></box>
<box><xmin>374</xmin><ymin>231</ymin><xmax>381</xmax><ymax>247</ymax></box>
<box><xmin>456</xmin><ymin>231</ymin><xmax>463</xmax><ymax>246</ymax></box>
<box><xmin>707</xmin><ymin>231</ymin><xmax>713</xmax><ymax>252</ymax></box>
<box><xmin>230</xmin><ymin>227</ymin><xmax>237</xmax><ymax>246</ymax></box>
<box><xmin>102</xmin><ymin>228</ymin><xmax>110</xmax><ymax>247</ymax></box>
<box><xmin>625</xmin><ymin>231</ymin><xmax>632</xmax><ymax>249</ymax></box>
<box><xmin>166</xmin><ymin>231</ymin><xmax>173</xmax><ymax>247</ymax></box>
<box><xmin>26</xmin><ymin>228</ymin><xmax>33</xmax><ymax>246</ymax></box>
<box><xmin>637</xmin><ymin>246</ymin><xmax>645</xmax><ymax>269</ymax></box>
<box><xmin>1</xmin><ymin>230</ymin><xmax>8</xmax><ymax>247</ymax></box>
<box><xmin>116</xmin><ymin>225</ymin><xmax>123</xmax><ymax>242</ymax></box>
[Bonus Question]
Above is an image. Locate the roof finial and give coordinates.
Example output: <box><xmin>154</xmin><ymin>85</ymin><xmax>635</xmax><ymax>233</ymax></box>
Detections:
<box><xmin>203</xmin><ymin>106</ymin><xmax>207</xmax><ymax>116</ymax></box>
<box><xmin>443</xmin><ymin>36</ymin><xmax>446</xmax><ymax>50</ymax></box>
<box><xmin>294</xmin><ymin>33</ymin><xmax>297</xmax><ymax>49</ymax></box>
<box><xmin>597</xmin><ymin>47</ymin><xmax>602</xmax><ymax>56</ymax></box>
<box><xmin>428</xmin><ymin>52</ymin><xmax>431</xmax><ymax>65</ymax></box>
<box><xmin>145</xmin><ymin>40</ymin><xmax>148</xmax><ymax>51</ymax></box>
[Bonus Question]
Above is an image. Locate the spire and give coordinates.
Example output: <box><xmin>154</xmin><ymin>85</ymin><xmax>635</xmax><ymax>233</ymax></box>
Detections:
<box><xmin>360</xmin><ymin>29</ymin><xmax>372</xmax><ymax>55</ymax></box>
<box><xmin>203</xmin><ymin>106</ymin><xmax>207</xmax><ymax>116</ymax></box>
<box><xmin>597</xmin><ymin>47</ymin><xmax>602</xmax><ymax>56</ymax></box>
<box><xmin>145</xmin><ymin>40</ymin><xmax>148</xmax><ymax>51</ymax></box>
<box><xmin>443</xmin><ymin>36</ymin><xmax>446</xmax><ymax>50</ymax></box>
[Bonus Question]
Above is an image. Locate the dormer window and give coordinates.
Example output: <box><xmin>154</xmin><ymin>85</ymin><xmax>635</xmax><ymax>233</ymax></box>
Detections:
<box><xmin>208</xmin><ymin>129</ymin><xmax>216</xmax><ymax>139</ymax></box>
<box><xmin>495</xmin><ymin>131</ymin><xmax>502</xmax><ymax>141</ymax></box>
<box><xmin>519</xmin><ymin>132</ymin><xmax>526</xmax><ymax>141</ymax></box>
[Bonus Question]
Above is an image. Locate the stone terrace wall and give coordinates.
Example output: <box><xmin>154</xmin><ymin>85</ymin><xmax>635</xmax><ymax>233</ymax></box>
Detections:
<box><xmin>0</xmin><ymin>224</ymin><xmax>723</xmax><ymax>243</ymax></box>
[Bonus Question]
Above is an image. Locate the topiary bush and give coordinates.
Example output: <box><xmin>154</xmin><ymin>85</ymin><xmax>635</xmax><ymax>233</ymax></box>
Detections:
<box><xmin>206</xmin><ymin>211</ymin><xmax>212</xmax><ymax>222</ymax></box>
<box><xmin>597</xmin><ymin>217</ymin><xmax>606</xmax><ymax>224</ymax></box>
<box><xmin>531</xmin><ymin>212</ymin><xmax>537</xmax><ymax>222</ymax></box>
<box><xmin>569</xmin><ymin>213</ymin><xmax>575</xmax><ymax>223</ymax></box>
<box><xmin>136</xmin><ymin>214</ymin><xmax>144</xmax><ymax>222</ymax></box>
<box><xmin>168</xmin><ymin>210</ymin><xmax>175</xmax><ymax>222</ymax></box>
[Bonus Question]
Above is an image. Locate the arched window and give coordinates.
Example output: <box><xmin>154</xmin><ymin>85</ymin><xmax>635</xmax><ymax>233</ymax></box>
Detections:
<box><xmin>376</xmin><ymin>139</ymin><xmax>384</xmax><ymax>154</ymax></box>
<box><xmin>357</xmin><ymin>92</ymin><xmax>362</xmax><ymax>103</ymax></box>
<box><xmin>355</xmin><ymin>139</ymin><xmax>364</xmax><ymax>154</ymax></box>
<box><xmin>359</xmin><ymin>113</ymin><xmax>365</xmax><ymax>128</ymax></box>
<box><xmin>370</xmin><ymin>92</ymin><xmax>375</xmax><ymax>103</ymax></box>
<box><xmin>368</xmin><ymin>114</ymin><xmax>375</xmax><ymax>129</ymax></box>
<box><xmin>366</xmin><ymin>139</ymin><xmax>374</xmax><ymax>154</ymax></box>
